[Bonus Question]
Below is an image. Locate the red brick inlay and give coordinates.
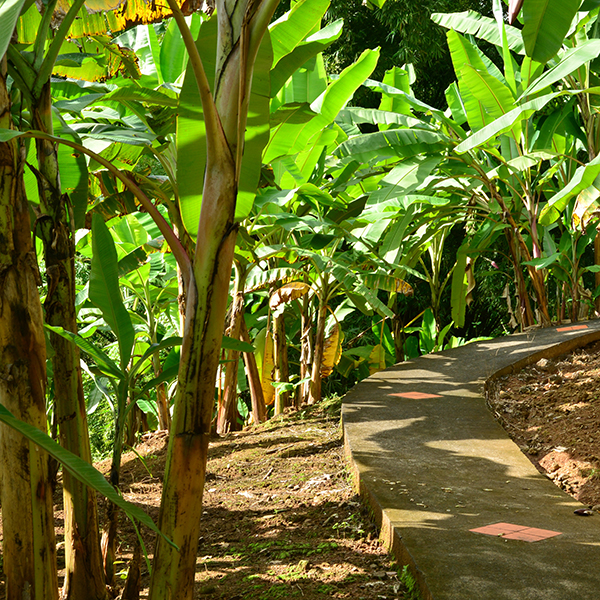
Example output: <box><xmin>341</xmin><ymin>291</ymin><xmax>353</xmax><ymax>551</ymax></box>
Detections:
<box><xmin>388</xmin><ymin>391</ymin><xmax>442</xmax><ymax>399</ymax></box>
<box><xmin>556</xmin><ymin>324</ymin><xmax>589</xmax><ymax>332</ymax></box>
<box><xmin>470</xmin><ymin>522</ymin><xmax>561</xmax><ymax>542</ymax></box>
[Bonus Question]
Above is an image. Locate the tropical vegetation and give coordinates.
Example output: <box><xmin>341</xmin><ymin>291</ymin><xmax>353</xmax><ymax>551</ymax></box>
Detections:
<box><xmin>1</xmin><ymin>0</ymin><xmax>599</xmax><ymax>598</ymax></box>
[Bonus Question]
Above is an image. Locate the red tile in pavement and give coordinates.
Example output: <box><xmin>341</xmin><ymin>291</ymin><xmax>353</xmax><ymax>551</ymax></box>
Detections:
<box><xmin>557</xmin><ymin>324</ymin><xmax>589</xmax><ymax>332</ymax></box>
<box><xmin>389</xmin><ymin>391</ymin><xmax>442</xmax><ymax>399</ymax></box>
<box><xmin>470</xmin><ymin>523</ymin><xmax>525</xmax><ymax>535</ymax></box>
<box><xmin>470</xmin><ymin>522</ymin><xmax>561</xmax><ymax>542</ymax></box>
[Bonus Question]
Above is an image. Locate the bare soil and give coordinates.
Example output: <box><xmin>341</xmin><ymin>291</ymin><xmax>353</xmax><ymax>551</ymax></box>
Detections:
<box><xmin>490</xmin><ymin>339</ymin><xmax>600</xmax><ymax>509</ymax></box>
<box><xmin>0</xmin><ymin>399</ymin><xmax>411</xmax><ymax>600</ymax></box>
<box><xmin>4</xmin><ymin>340</ymin><xmax>600</xmax><ymax>599</ymax></box>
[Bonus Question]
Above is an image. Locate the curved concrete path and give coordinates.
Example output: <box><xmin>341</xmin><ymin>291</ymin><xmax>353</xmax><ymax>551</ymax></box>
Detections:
<box><xmin>342</xmin><ymin>321</ymin><xmax>600</xmax><ymax>600</ymax></box>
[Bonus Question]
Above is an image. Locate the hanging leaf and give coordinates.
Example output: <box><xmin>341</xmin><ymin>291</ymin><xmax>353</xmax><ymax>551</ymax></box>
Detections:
<box><xmin>0</xmin><ymin>0</ymin><xmax>27</xmax><ymax>59</ymax></box>
<box><xmin>321</xmin><ymin>322</ymin><xmax>342</xmax><ymax>378</ymax></box>
<box><xmin>432</xmin><ymin>10</ymin><xmax>525</xmax><ymax>54</ymax></box>
<box><xmin>269</xmin><ymin>282</ymin><xmax>311</xmax><ymax>310</ymax></box>
<box><xmin>254</xmin><ymin>328</ymin><xmax>275</xmax><ymax>406</ymax></box>
<box><xmin>573</xmin><ymin>185</ymin><xmax>600</xmax><ymax>230</ymax></box>
<box><xmin>367</xmin><ymin>343</ymin><xmax>386</xmax><ymax>375</ymax></box>
<box><xmin>90</xmin><ymin>213</ymin><xmax>135</xmax><ymax>370</ymax></box>
<box><xmin>522</xmin><ymin>0</ymin><xmax>581</xmax><ymax>64</ymax></box>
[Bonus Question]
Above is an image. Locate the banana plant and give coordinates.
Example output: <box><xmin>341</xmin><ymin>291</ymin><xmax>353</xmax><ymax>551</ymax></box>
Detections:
<box><xmin>437</xmin><ymin>2</ymin><xmax>600</xmax><ymax>325</ymax></box>
<box><xmin>50</xmin><ymin>213</ymin><xmax>182</xmax><ymax>582</ymax></box>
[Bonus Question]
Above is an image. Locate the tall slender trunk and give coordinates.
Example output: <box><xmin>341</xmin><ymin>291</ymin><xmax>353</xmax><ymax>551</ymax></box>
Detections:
<box><xmin>153</xmin><ymin>358</ymin><xmax>172</xmax><ymax>430</ymax></box>
<box><xmin>504</xmin><ymin>229</ymin><xmax>535</xmax><ymax>328</ymax></box>
<box><xmin>149</xmin><ymin>1</ymin><xmax>278</xmax><ymax>595</ymax></box>
<box><xmin>216</xmin><ymin>271</ymin><xmax>246</xmax><ymax>434</ymax></box>
<box><xmin>240</xmin><ymin>318</ymin><xmax>267</xmax><ymax>423</ymax></box>
<box><xmin>273</xmin><ymin>311</ymin><xmax>289</xmax><ymax>414</ymax></box>
<box><xmin>0</xmin><ymin>60</ymin><xmax>58</xmax><ymax>600</ymax></box>
<box><xmin>101</xmin><ymin>381</ymin><xmax>128</xmax><ymax>585</ymax></box>
<box><xmin>299</xmin><ymin>293</ymin><xmax>313</xmax><ymax>406</ymax></box>
<box><xmin>32</xmin><ymin>83</ymin><xmax>107</xmax><ymax>600</ymax></box>
<box><xmin>308</xmin><ymin>292</ymin><xmax>327</xmax><ymax>405</ymax></box>
<box><xmin>595</xmin><ymin>228</ymin><xmax>600</xmax><ymax>315</ymax></box>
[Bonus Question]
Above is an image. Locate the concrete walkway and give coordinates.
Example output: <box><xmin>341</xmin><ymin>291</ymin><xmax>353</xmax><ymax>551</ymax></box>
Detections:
<box><xmin>342</xmin><ymin>321</ymin><xmax>600</xmax><ymax>600</ymax></box>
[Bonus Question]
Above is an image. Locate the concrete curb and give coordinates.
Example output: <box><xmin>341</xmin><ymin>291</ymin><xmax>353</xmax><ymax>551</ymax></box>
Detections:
<box><xmin>342</xmin><ymin>321</ymin><xmax>600</xmax><ymax>600</ymax></box>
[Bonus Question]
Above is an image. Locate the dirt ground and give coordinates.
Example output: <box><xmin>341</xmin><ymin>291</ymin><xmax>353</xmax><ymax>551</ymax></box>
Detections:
<box><xmin>0</xmin><ymin>398</ymin><xmax>412</xmax><ymax>600</ymax></box>
<box><xmin>3</xmin><ymin>340</ymin><xmax>600</xmax><ymax>599</ymax></box>
<box><xmin>490</xmin><ymin>339</ymin><xmax>600</xmax><ymax>509</ymax></box>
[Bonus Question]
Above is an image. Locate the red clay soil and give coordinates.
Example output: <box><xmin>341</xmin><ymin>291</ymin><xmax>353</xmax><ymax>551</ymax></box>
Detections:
<box><xmin>490</xmin><ymin>339</ymin><xmax>600</xmax><ymax>509</ymax></box>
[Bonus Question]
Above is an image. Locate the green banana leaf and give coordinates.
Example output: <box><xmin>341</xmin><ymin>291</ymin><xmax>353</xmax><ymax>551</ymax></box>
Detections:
<box><xmin>336</xmin><ymin>107</ymin><xmax>431</xmax><ymax>129</ymax></box>
<box><xmin>432</xmin><ymin>10</ymin><xmax>525</xmax><ymax>54</ymax></box>
<box><xmin>264</xmin><ymin>48</ymin><xmax>380</xmax><ymax>163</ymax></box>
<box><xmin>270</xmin><ymin>19</ymin><xmax>343</xmax><ymax>97</ymax></box>
<box><xmin>451</xmin><ymin>248</ymin><xmax>469</xmax><ymax>328</ymax></box>
<box><xmin>378</xmin><ymin>67</ymin><xmax>414</xmax><ymax>117</ymax></box>
<box><xmin>455</xmin><ymin>90</ymin><xmax>564</xmax><ymax>153</ymax></box>
<box><xmin>448</xmin><ymin>30</ymin><xmax>515</xmax><ymax>131</ymax></box>
<box><xmin>539</xmin><ymin>154</ymin><xmax>600</xmax><ymax>225</ymax></box>
<box><xmin>160</xmin><ymin>13</ymin><xmax>203</xmax><ymax>84</ymax></box>
<box><xmin>334</xmin><ymin>128</ymin><xmax>448</xmax><ymax>163</ymax></box>
<box><xmin>45</xmin><ymin>324</ymin><xmax>124</xmax><ymax>380</ymax></box>
<box><xmin>522</xmin><ymin>0</ymin><xmax>581</xmax><ymax>64</ymax></box>
<box><xmin>90</xmin><ymin>213</ymin><xmax>135</xmax><ymax>370</ymax></box>
<box><xmin>176</xmin><ymin>15</ymin><xmax>215</xmax><ymax>238</ymax></box>
<box><xmin>0</xmin><ymin>0</ymin><xmax>27</xmax><ymax>59</ymax></box>
<box><xmin>0</xmin><ymin>403</ymin><xmax>175</xmax><ymax>548</ymax></box>
<box><xmin>54</xmin><ymin>122</ymin><xmax>88</xmax><ymax>230</ymax></box>
<box><xmin>222</xmin><ymin>336</ymin><xmax>255</xmax><ymax>353</ymax></box>
<box><xmin>518</xmin><ymin>39</ymin><xmax>600</xmax><ymax>99</ymax></box>
<box><xmin>269</xmin><ymin>0</ymin><xmax>330</xmax><ymax>65</ymax></box>
<box><xmin>129</xmin><ymin>336</ymin><xmax>183</xmax><ymax>381</ymax></box>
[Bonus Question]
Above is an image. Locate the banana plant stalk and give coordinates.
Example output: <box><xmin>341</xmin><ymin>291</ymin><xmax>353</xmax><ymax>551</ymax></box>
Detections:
<box><xmin>8</xmin><ymin>0</ymin><xmax>113</xmax><ymax>594</ymax></box>
<box><xmin>0</xmin><ymin>55</ymin><xmax>58</xmax><ymax>600</ymax></box>
<box><xmin>149</xmin><ymin>1</ymin><xmax>279</xmax><ymax>597</ymax></box>
<box><xmin>216</xmin><ymin>260</ymin><xmax>247</xmax><ymax>434</ymax></box>
<box><xmin>240</xmin><ymin>318</ymin><xmax>268</xmax><ymax>423</ymax></box>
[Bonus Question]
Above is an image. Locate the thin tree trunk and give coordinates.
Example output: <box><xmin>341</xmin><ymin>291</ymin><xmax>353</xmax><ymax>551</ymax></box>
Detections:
<box><xmin>0</xmin><ymin>60</ymin><xmax>58</xmax><ymax>600</ymax></box>
<box><xmin>308</xmin><ymin>294</ymin><xmax>327</xmax><ymax>405</ymax></box>
<box><xmin>299</xmin><ymin>293</ymin><xmax>313</xmax><ymax>406</ymax></box>
<box><xmin>153</xmin><ymin>355</ymin><xmax>171</xmax><ymax>430</ymax></box>
<box><xmin>149</xmin><ymin>1</ymin><xmax>278</xmax><ymax>596</ymax></box>
<box><xmin>504</xmin><ymin>229</ymin><xmax>535</xmax><ymax>328</ymax></box>
<box><xmin>216</xmin><ymin>267</ymin><xmax>246</xmax><ymax>434</ymax></box>
<box><xmin>595</xmin><ymin>228</ymin><xmax>600</xmax><ymax>314</ymax></box>
<box><xmin>240</xmin><ymin>318</ymin><xmax>267</xmax><ymax>423</ymax></box>
<box><xmin>101</xmin><ymin>382</ymin><xmax>128</xmax><ymax>585</ymax></box>
<box><xmin>31</xmin><ymin>83</ymin><xmax>107</xmax><ymax>600</ymax></box>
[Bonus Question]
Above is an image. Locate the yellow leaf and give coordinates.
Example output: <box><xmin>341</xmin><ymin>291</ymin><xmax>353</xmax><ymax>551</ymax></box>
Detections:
<box><xmin>573</xmin><ymin>185</ymin><xmax>600</xmax><ymax>230</ymax></box>
<box><xmin>254</xmin><ymin>327</ymin><xmax>275</xmax><ymax>406</ymax></box>
<box><xmin>269</xmin><ymin>282</ymin><xmax>311</xmax><ymax>310</ymax></box>
<box><xmin>368</xmin><ymin>344</ymin><xmax>386</xmax><ymax>375</ymax></box>
<box><xmin>320</xmin><ymin>323</ymin><xmax>342</xmax><ymax>378</ymax></box>
<box><xmin>395</xmin><ymin>279</ymin><xmax>413</xmax><ymax>296</ymax></box>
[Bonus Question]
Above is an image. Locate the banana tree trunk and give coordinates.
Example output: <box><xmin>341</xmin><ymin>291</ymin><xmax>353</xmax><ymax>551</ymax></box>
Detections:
<box><xmin>149</xmin><ymin>1</ymin><xmax>278</xmax><ymax>595</ymax></box>
<box><xmin>308</xmin><ymin>293</ymin><xmax>327</xmax><ymax>405</ymax></box>
<box><xmin>595</xmin><ymin>228</ymin><xmax>600</xmax><ymax>314</ymax></box>
<box><xmin>273</xmin><ymin>311</ymin><xmax>289</xmax><ymax>414</ymax></box>
<box><xmin>153</xmin><ymin>355</ymin><xmax>172</xmax><ymax>430</ymax></box>
<box><xmin>240</xmin><ymin>318</ymin><xmax>267</xmax><ymax>423</ymax></box>
<box><xmin>503</xmin><ymin>228</ymin><xmax>535</xmax><ymax>328</ymax></box>
<box><xmin>32</xmin><ymin>83</ymin><xmax>107</xmax><ymax>600</ymax></box>
<box><xmin>0</xmin><ymin>60</ymin><xmax>58</xmax><ymax>600</ymax></box>
<box><xmin>299</xmin><ymin>293</ymin><xmax>313</xmax><ymax>406</ymax></box>
<box><xmin>216</xmin><ymin>277</ymin><xmax>246</xmax><ymax>434</ymax></box>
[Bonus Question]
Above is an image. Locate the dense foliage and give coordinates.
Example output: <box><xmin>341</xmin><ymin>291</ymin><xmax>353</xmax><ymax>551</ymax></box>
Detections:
<box><xmin>1</xmin><ymin>0</ymin><xmax>600</xmax><ymax>598</ymax></box>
